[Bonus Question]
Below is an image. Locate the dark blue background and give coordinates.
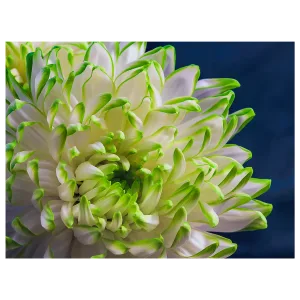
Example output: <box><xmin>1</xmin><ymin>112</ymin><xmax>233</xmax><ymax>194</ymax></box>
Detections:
<box><xmin>147</xmin><ymin>42</ymin><xmax>295</xmax><ymax>258</ymax></box>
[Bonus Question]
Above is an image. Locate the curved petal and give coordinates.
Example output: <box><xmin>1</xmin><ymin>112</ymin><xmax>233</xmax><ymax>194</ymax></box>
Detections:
<box><xmin>44</xmin><ymin>229</ymin><xmax>73</xmax><ymax>258</ymax></box>
<box><xmin>85</xmin><ymin>42</ymin><xmax>114</xmax><ymax>77</ymax></box>
<box><xmin>193</xmin><ymin>78</ymin><xmax>240</xmax><ymax>99</ymax></box>
<box><xmin>162</xmin><ymin>65</ymin><xmax>200</xmax><ymax>102</ymax></box>
<box><xmin>193</xmin><ymin>208</ymin><xmax>267</xmax><ymax>232</ymax></box>
<box><xmin>71</xmin><ymin>239</ymin><xmax>107</xmax><ymax>258</ymax></box>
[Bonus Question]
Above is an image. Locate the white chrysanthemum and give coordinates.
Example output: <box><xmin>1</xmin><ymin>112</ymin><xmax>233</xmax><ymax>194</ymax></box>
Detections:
<box><xmin>6</xmin><ymin>42</ymin><xmax>272</xmax><ymax>258</ymax></box>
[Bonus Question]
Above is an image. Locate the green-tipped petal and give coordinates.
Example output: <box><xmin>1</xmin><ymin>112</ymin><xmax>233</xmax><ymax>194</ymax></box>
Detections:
<box><xmin>49</xmin><ymin>124</ymin><xmax>67</xmax><ymax>162</ymax></box>
<box><xmin>75</xmin><ymin>161</ymin><xmax>104</xmax><ymax>181</ymax></box>
<box><xmin>162</xmin><ymin>207</ymin><xmax>187</xmax><ymax>248</ymax></box>
<box><xmin>129</xmin><ymin>236</ymin><xmax>164</xmax><ymax>257</ymax></box>
<box><xmin>78</xmin><ymin>196</ymin><xmax>96</xmax><ymax>226</ymax></box>
<box><xmin>73</xmin><ymin>225</ymin><xmax>101</xmax><ymax>245</ymax></box>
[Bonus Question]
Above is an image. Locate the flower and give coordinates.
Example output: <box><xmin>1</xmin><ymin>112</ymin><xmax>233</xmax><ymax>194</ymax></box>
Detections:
<box><xmin>6</xmin><ymin>42</ymin><xmax>272</xmax><ymax>258</ymax></box>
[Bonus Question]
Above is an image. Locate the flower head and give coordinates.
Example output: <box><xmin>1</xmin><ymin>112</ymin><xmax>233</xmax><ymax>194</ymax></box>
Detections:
<box><xmin>6</xmin><ymin>42</ymin><xmax>272</xmax><ymax>258</ymax></box>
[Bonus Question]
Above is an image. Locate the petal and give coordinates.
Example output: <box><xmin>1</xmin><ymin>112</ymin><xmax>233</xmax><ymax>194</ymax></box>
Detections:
<box><xmin>115</xmin><ymin>42</ymin><xmax>147</xmax><ymax>75</ymax></box>
<box><xmin>171</xmin><ymin>222</ymin><xmax>192</xmax><ymax>248</ymax></box>
<box><xmin>210</xmin><ymin>236</ymin><xmax>237</xmax><ymax>258</ymax></box>
<box><xmin>229</xmin><ymin>108</ymin><xmax>255</xmax><ymax>135</ymax></box>
<box><xmin>32</xmin><ymin>160</ymin><xmax>59</xmax><ymax>196</ymax></box>
<box><xmin>41</xmin><ymin>200</ymin><xmax>64</xmax><ymax>232</ymax></box>
<box><xmin>162</xmin><ymin>207</ymin><xmax>187</xmax><ymax>248</ymax></box>
<box><xmin>239</xmin><ymin>200</ymin><xmax>273</xmax><ymax>217</ymax></box>
<box><xmin>71</xmin><ymin>239</ymin><xmax>106</xmax><ymax>258</ymax></box>
<box><xmin>106</xmin><ymin>211</ymin><xmax>123</xmax><ymax>232</ymax></box>
<box><xmin>44</xmin><ymin>229</ymin><xmax>73</xmax><ymax>258</ymax></box>
<box><xmin>177</xmin><ymin>115</ymin><xmax>224</xmax><ymax>152</ymax></box>
<box><xmin>209</xmin><ymin>144</ymin><xmax>252</xmax><ymax>165</ymax></box>
<box><xmin>60</xmin><ymin>202</ymin><xmax>74</xmax><ymax>228</ymax></box>
<box><xmin>116</xmin><ymin>68</ymin><xmax>148</xmax><ymax>110</ymax></box>
<box><xmin>128</xmin><ymin>237</ymin><xmax>164</xmax><ymax>257</ymax></box>
<box><xmin>175</xmin><ymin>230</ymin><xmax>218</xmax><ymax>258</ymax></box>
<box><xmin>6</xmin><ymin>172</ymin><xmax>36</xmax><ymax>205</ymax></box>
<box><xmin>82</xmin><ymin>67</ymin><xmax>114</xmax><ymax>118</ymax></box>
<box><xmin>78</xmin><ymin>196</ymin><xmax>96</xmax><ymax>226</ymax></box>
<box><xmin>163</xmin><ymin>45</ymin><xmax>176</xmax><ymax>77</ymax></box>
<box><xmin>27</xmin><ymin>48</ymin><xmax>46</xmax><ymax>101</ymax></box>
<box><xmin>193</xmin><ymin>78</ymin><xmax>240</xmax><ymax>99</ymax></box>
<box><xmin>13</xmin><ymin>209</ymin><xmax>44</xmax><ymax>236</ymax></box>
<box><xmin>197</xmin><ymin>91</ymin><xmax>235</xmax><ymax>115</ymax></box>
<box><xmin>198</xmin><ymin>182</ymin><xmax>224</xmax><ymax>205</ymax></box>
<box><xmin>147</xmin><ymin>61</ymin><xmax>165</xmax><ymax>92</ymax></box>
<box><xmin>6</xmin><ymin>100</ymin><xmax>46</xmax><ymax>130</ymax></box>
<box><xmin>194</xmin><ymin>209</ymin><xmax>267</xmax><ymax>232</ymax></box>
<box><xmin>56</xmin><ymin>161</ymin><xmax>75</xmax><ymax>184</ymax></box>
<box><xmin>75</xmin><ymin>161</ymin><xmax>104</xmax><ymax>181</ymax></box>
<box><xmin>140</xmin><ymin>47</ymin><xmax>166</xmax><ymax>68</ymax></box>
<box><xmin>68</xmin><ymin>63</ymin><xmax>92</xmax><ymax>103</ymax></box>
<box><xmin>58</xmin><ymin>179</ymin><xmax>77</xmax><ymax>202</ymax></box>
<box><xmin>47</xmin><ymin>46</ymin><xmax>74</xmax><ymax>79</ymax></box>
<box><xmin>85</xmin><ymin>42</ymin><xmax>114</xmax><ymax>77</ymax></box>
<box><xmin>17</xmin><ymin>121</ymin><xmax>50</xmax><ymax>155</ymax></box>
<box><xmin>221</xmin><ymin>167</ymin><xmax>253</xmax><ymax>196</ymax></box>
<box><xmin>143</xmin><ymin>109</ymin><xmax>180</xmax><ymax>137</ymax></box>
<box><xmin>213</xmin><ymin>193</ymin><xmax>252</xmax><ymax>215</ymax></box>
<box><xmin>239</xmin><ymin>178</ymin><xmax>272</xmax><ymax>198</ymax></box>
<box><xmin>139</xmin><ymin>182</ymin><xmax>163</xmax><ymax>214</ymax></box>
<box><xmin>103</xmin><ymin>238</ymin><xmax>128</xmax><ymax>255</ymax></box>
<box><xmin>49</xmin><ymin>124</ymin><xmax>67</xmax><ymax>162</ymax></box>
<box><xmin>162</xmin><ymin>65</ymin><xmax>200</xmax><ymax>102</ymax></box>
<box><xmin>166</xmin><ymin>187</ymin><xmax>200</xmax><ymax>217</ymax></box>
<box><xmin>73</xmin><ymin>225</ymin><xmax>101</xmax><ymax>245</ymax></box>
<box><xmin>167</xmin><ymin>148</ymin><xmax>186</xmax><ymax>182</ymax></box>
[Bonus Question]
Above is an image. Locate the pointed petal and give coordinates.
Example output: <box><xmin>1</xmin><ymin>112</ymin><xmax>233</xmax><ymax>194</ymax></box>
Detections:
<box><xmin>193</xmin><ymin>78</ymin><xmax>240</xmax><ymax>99</ymax></box>
<box><xmin>162</xmin><ymin>65</ymin><xmax>200</xmax><ymax>102</ymax></box>
<box><xmin>239</xmin><ymin>178</ymin><xmax>271</xmax><ymax>198</ymax></box>
<box><xmin>44</xmin><ymin>229</ymin><xmax>73</xmax><ymax>258</ymax></box>
<box><xmin>73</xmin><ymin>225</ymin><xmax>101</xmax><ymax>245</ymax></box>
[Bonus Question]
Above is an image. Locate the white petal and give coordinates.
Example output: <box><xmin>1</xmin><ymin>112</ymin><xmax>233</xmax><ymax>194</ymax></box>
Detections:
<box><xmin>44</xmin><ymin>229</ymin><xmax>73</xmax><ymax>258</ymax></box>
<box><xmin>140</xmin><ymin>47</ymin><xmax>166</xmax><ymax>67</ymax></box>
<box><xmin>38</xmin><ymin>160</ymin><xmax>60</xmax><ymax>196</ymax></box>
<box><xmin>69</xmin><ymin>63</ymin><xmax>93</xmax><ymax>103</ymax></box>
<box><xmin>17</xmin><ymin>122</ymin><xmax>50</xmax><ymax>156</ymax></box>
<box><xmin>175</xmin><ymin>230</ymin><xmax>217</xmax><ymax>258</ymax></box>
<box><xmin>163</xmin><ymin>45</ymin><xmax>175</xmax><ymax>77</ymax></box>
<box><xmin>75</xmin><ymin>161</ymin><xmax>104</xmax><ymax>181</ymax></box>
<box><xmin>193</xmin><ymin>78</ymin><xmax>240</xmax><ymax>99</ymax></box>
<box><xmin>239</xmin><ymin>178</ymin><xmax>271</xmax><ymax>198</ymax></box>
<box><xmin>19</xmin><ymin>209</ymin><xmax>45</xmax><ymax>235</ymax></box>
<box><xmin>7</xmin><ymin>100</ymin><xmax>46</xmax><ymax>130</ymax></box>
<box><xmin>7</xmin><ymin>172</ymin><xmax>36</xmax><ymax>205</ymax></box>
<box><xmin>193</xmin><ymin>209</ymin><xmax>267</xmax><ymax>232</ymax></box>
<box><xmin>71</xmin><ymin>239</ymin><xmax>106</xmax><ymax>258</ymax></box>
<box><xmin>162</xmin><ymin>65</ymin><xmax>200</xmax><ymax>102</ymax></box>
<box><xmin>209</xmin><ymin>144</ymin><xmax>252</xmax><ymax>165</ymax></box>
<box><xmin>116</xmin><ymin>69</ymin><xmax>148</xmax><ymax>110</ymax></box>
<box><xmin>83</xmin><ymin>68</ymin><xmax>114</xmax><ymax>119</ymax></box>
<box><xmin>85</xmin><ymin>42</ymin><xmax>114</xmax><ymax>77</ymax></box>
<box><xmin>116</xmin><ymin>42</ymin><xmax>146</xmax><ymax>75</ymax></box>
<box><xmin>73</xmin><ymin>225</ymin><xmax>101</xmax><ymax>245</ymax></box>
<box><xmin>143</xmin><ymin>110</ymin><xmax>180</xmax><ymax>137</ymax></box>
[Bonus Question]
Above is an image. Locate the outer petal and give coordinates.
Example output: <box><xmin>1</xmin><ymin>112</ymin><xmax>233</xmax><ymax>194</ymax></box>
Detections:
<box><xmin>193</xmin><ymin>208</ymin><xmax>268</xmax><ymax>232</ymax></box>
<box><xmin>193</xmin><ymin>78</ymin><xmax>240</xmax><ymax>99</ymax></box>
<box><xmin>44</xmin><ymin>229</ymin><xmax>73</xmax><ymax>258</ymax></box>
<box><xmin>162</xmin><ymin>65</ymin><xmax>200</xmax><ymax>102</ymax></box>
<box><xmin>71</xmin><ymin>239</ymin><xmax>107</xmax><ymax>258</ymax></box>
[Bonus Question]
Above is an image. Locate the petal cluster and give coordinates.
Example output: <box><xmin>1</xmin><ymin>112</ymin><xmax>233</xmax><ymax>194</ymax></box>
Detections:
<box><xmin>6</xmin><ymin>42</ymin><xmax>272</xmax><ymax>258</ymax></box>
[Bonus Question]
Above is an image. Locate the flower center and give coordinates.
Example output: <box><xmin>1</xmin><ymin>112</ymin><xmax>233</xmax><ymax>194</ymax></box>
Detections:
<box><xmin>68</xmin><ymin>141</ymin><xmax>160</xmax><ymax>239</ymax></box>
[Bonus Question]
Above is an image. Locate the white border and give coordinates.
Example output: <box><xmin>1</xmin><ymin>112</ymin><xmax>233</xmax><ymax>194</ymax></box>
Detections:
<box><xmin>3</xmin><ymin>40</ymin><xmax>296</xmax><ymax>262</ymax></box>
